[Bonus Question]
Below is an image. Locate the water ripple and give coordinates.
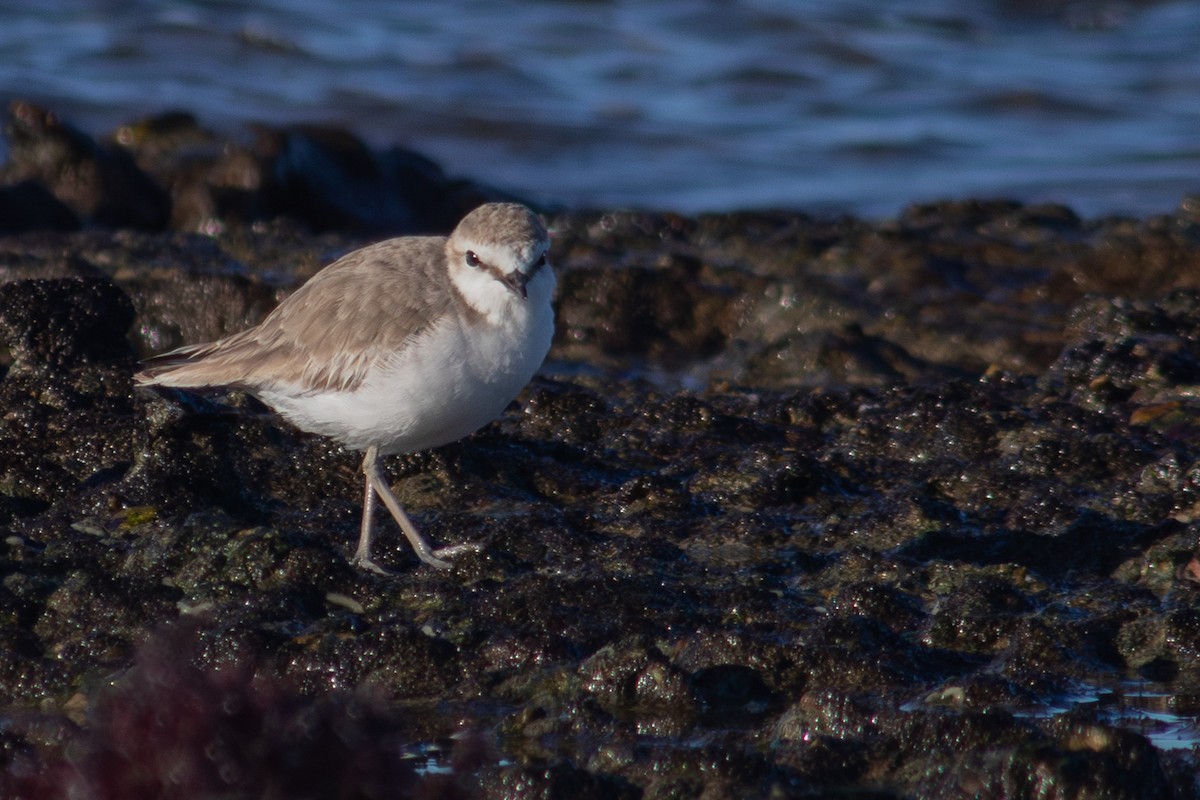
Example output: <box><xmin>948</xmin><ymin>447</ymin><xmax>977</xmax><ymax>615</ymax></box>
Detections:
<box><xmin>0</xmin><ymin>0</ymin><xmax>1197</xmax><ymax>216</ymax></box>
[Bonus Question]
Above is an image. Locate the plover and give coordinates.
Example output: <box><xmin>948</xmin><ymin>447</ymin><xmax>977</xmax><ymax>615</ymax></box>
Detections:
<box><xmin>137</xmin><ymin>202</ymin><xmax>556</xmax><ymax>573</ymax></box>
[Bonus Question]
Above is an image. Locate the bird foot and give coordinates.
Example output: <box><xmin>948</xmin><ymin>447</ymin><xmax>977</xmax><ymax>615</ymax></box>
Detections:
<box><xmin>351</xmin><ymin>542</ymin><xmax>480</xmax><ymax>575</ymax></box>
<box><xmin>350</xmin><ymin>555</ymin><xmax>397</xmax><ymax>576</ymax></box>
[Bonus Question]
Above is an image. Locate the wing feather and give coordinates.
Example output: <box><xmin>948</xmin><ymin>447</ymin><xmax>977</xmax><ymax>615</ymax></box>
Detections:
<box><xmin>136</xmin><ymin>236</ymin><xmax>454</xmax><ymax>393</ymax></box>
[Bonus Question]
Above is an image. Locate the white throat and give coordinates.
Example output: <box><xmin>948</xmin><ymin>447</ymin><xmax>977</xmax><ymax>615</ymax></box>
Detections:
<box><xmin>451</xmin><ymin>256</ymin><xmax>555</xmax><ymax>325</ymax></box>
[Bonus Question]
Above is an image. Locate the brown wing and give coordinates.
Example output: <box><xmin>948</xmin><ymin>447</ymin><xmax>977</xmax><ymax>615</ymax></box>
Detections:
<box><xmin>136</xmin><ymin>236</ymin><xmax>454</xmax><ymax>393</ymax></box>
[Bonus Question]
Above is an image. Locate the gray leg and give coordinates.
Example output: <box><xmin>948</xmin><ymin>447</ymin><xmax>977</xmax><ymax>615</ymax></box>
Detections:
<box><xmin>357</xmin><ymin>446</ymin><xmax>456</xmax><ymax>571</ymax></box>
<box><xmin>351</xmin><ymin>454</ymin><xmax>390</xmax><ymax>574</ymax></box>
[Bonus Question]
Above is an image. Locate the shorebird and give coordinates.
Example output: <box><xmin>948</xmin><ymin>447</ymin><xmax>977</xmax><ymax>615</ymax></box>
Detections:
<box><xmin>137</xmin><ymin>202</ymin><xmax>555</xmax><ymax>573</ymax></box>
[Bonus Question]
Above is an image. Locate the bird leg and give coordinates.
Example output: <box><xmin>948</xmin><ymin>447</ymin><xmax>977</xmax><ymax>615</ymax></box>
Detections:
<box><xmin>354</xmin><ymin>445</ymin><xmax>479</xmax><ymax>572</ymax></box>
<box><xmin>352</xmin><ymin>461</ymin><xmax>394</xmax><ymax>574</ymax></box>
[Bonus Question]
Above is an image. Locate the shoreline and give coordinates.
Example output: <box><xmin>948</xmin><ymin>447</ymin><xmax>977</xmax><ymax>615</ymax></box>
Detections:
<box><xmin>2</xmin><ymin>102</ymin><xmax>1200</xmax><ymax>798</ymax></box>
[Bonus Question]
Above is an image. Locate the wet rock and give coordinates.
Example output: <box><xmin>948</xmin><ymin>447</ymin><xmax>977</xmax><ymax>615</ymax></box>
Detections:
<box><xmin>553</xmin><ymin>253</ymin><xmax>748</xmax><ymax>371</ymax></box>
<box><xmin>1</xmin><ymin>187</ymin><xmax>1200</xmax><ymax>795</ymax></box>
<box><xmin>923</xmin><ymin>574</ymin><xmax>1034</xmax><ymax>655</ymax></box>
<box><xmin>578</xmin><ymin>636</ymin><xmax>698</xmax><ymax>733</ymax></box>
<box><xmin>0</xmin><ymin>275</ymin><xmax>137</xmax><ymax>515</ymax></box>
<box><xmin>0</xmin><ymin>624</ymin><xmax>475</xmax><ymax>800</ymax></box>
<box><xmin>1048</xmin><ymin>290</ymin><xmax>1200</xmax><ymax>405</ymax></box>
<box><xmin>2</xmin><ymin>103</ymin><xmax>523</xmax><ymax>237</ymax></box>
<box><xmin>2</xmin><ymin>101</ymin><xmax>170</xmax><ymax>230</ymax></box>
<box><xmin>0</xmin><ymin>277</ymin><xmax>135</xmax><ymax>369</ymax></box>
<box><xmin>911</xmin><ymin>722</ymin><xmax>1173</xmax><ymax>800</ymax></box>
<box><xmin>254</xmin><ymin>124</ymin><xmax>517</xmax><ymax>235</ymax></box>
<box><xmin>479</xmin><ymin>760</ymin><xmax>640</xmax><ymax>800</ymax></box>
<box><xmin>109</xmin><ymin>110</ymin><xmax>258</xmax><ymax>233</ymax></box>
<box><xmin>0</xmin><ymin>180</ymin><xmax>79</xmax><ymax>234</ymax></box>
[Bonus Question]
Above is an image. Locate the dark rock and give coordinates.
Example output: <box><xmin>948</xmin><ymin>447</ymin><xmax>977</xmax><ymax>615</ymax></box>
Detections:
<box><xmin>2</xmin><ymin>101</ymin><xmax>170</xmax><ymax>230</ymax></box>
<box><xmin>109</xmin><ymin>110</ymin><xmax>262</xmax><ymax>233</ymax></box>
<box><xmin>0</xmin><ymin>180</ymin><xmax>80</xmax><ymax>233</ymax></box>
<box><xmin>480</xmin><ymin>760</ymin><xmax>641</xmax><ymax>800</ymax></box>
<box><xmin>1</xmin><ymin>104</ymin><xmax>524</xmax><ymax>236</ymax></box>
<box><xmin>912</xmin><ymin>723</ymin><xmax>1173</xmax><ymax>800</ymax></box>
<box><xmin>0</xmin><ymin>198</ymin><xmax>1198</xmax><ymax>795</ymax></box>
<box><xmin>255</xmin><ymin>124</ymin><xmax>515</xmax><ymax>235</ymax></box>
<box><xmin>0</xmin><ymin>624</ymin><xmax>473</xmax><ymax>800</ymax></box>
<box><xmin>0</xmin><ymin>277</ymin><xmax>135</xmax><ymax>369</ymax></box>
<box><xmin>0</xmin><ymin>275</ymin><xmax>137</xmax><ymax>517</ymax></box>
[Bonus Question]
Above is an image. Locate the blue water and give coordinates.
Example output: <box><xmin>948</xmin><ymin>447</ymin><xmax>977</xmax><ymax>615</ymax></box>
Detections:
<box><xmin>1</xmin><ymin>0</ymin><xmax>1198</xmax><ymax>217</ymax></box>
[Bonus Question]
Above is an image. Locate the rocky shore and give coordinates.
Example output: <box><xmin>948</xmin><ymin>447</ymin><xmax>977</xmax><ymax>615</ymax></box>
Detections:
<box><xmin>1</xmin><ymin>101</ymin><xmax>1199</xmax><ymax>798</ymax></box>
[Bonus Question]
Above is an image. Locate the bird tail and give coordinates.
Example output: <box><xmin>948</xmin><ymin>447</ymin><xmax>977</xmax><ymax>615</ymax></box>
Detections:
<box><xmin>135</xmin><ymin>342</ymin><xmax>224</xmax><ymax>388</ymax></box>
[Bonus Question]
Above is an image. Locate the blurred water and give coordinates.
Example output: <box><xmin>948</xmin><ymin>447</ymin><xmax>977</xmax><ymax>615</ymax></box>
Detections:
<box><xmin>0</xmin><ymin>0</ymin><xmax>1197</xmax><ymax>217</ymax></box>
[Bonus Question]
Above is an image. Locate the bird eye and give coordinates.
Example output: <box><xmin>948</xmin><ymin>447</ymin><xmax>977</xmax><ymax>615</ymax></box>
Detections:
<box><xmin>465</xmin><ymin>250</ymin><xmax>481</xmax><ymax>268</ymax></box>
<box><xmin>535</xmin><ymin>253</ymin><xmax>546</xmax><ymax>268</ymax></box>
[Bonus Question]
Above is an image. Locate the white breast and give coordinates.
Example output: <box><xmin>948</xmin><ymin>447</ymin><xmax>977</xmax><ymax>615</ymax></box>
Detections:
<box><xmin>257</xmin><ymin>267</ymin><xmax>555</xmax><ymax>455</ymax></box>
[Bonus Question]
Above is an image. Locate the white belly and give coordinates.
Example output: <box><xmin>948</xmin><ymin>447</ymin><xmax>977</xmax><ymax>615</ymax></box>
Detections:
<box><xmin>258</xmin><ymin>287</ymin><xmax>554</xmax><ymax>454</ymax></box>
